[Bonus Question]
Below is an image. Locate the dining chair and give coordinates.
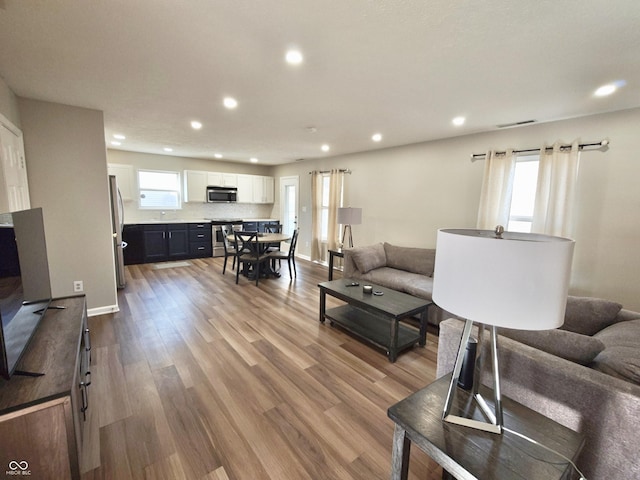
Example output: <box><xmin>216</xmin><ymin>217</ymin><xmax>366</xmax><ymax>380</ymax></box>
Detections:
<box><xmin>267</xmin><ymin>229</ymin><xmax>299</xmax><ymax>279</ymax></box>
<box><xmin>263</xmin><ymin>223</ymin><xmax>283</xmax><ymax>255</ymax></box>
<box><xmin>220</xmin><ymin>224</ymin><xmax>238</xmax><ymax>274</ymax></box>
<box><xmin>234</xmin><ymin>231</ymin><xmax>269</xmax><ymax>286</ymax></box>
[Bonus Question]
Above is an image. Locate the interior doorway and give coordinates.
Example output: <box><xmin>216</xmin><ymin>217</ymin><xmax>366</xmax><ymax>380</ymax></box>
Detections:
<box><xmin>279</xmin><ymin>176</ymin><xmax>299</xmax><ymax>236</ymax></box>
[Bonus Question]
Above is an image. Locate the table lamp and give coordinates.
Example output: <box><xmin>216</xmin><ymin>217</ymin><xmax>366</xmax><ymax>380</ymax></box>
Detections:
<box><xmin>337</xmin><ymin>207</ymin><xmax>362</xmax><ymax>248</ymax></box>
<box><xmin>432</xmin><ymin>227</ymin><xmax>575</xmax><ymax>434</ymax></box>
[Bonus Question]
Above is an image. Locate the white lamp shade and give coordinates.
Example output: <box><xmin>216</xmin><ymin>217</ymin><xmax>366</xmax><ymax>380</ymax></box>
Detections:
<box><xmin>337</xmin><ymin>207</ymin><xmax>362</xmax><ymax>225</ymax></box>
<box><xmin>433</xmin><ymin>229</ymin><xmax>575</xmax><ymax>330</ymax></box>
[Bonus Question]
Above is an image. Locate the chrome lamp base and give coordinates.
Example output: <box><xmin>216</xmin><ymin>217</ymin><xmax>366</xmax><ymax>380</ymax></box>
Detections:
<box><xmin>442</xmin><ymin>319</ymin><xmax>504</xmax><ymax>434</ymax></box>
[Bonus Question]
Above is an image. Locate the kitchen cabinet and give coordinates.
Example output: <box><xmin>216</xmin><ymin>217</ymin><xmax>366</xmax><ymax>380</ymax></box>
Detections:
<box><xmin>252</xmin><ymin>175</ymin><xmax>274</xmax><ymax>203</ymax></box>
<box><xmin>0</xmin><ymin>120</ymin><xmax>30</xmax><ymax>213</ymax></box>
<box><xmin>184</xmin><ymin>170</ymin><xmax>207</xmax><ymax>203</ymax></box>
<box><xmin>107</xmin><ymin>163</ymin><xmax>135</xmax><ymax>201</ymax></box>
<box><xmin>236</xmin><ymin>174</ymin><xmax>274</xmax><ymax>204</ymax></box>
<box><xmin>143</xmin><ymin>224</ymin><xmax>189</xmax><ymax>262</ymax></box>
<box><xmin>0</xmin><ymin>296</ymin><xmax>91</xmax><ymax>480</ymax></box>
<box><xmin>207</xmin><ymin>172</ymin><xmax>237</xmax><ymax>187</ymax></box>
<box><xmin>188</xmin><ymin>222</ymin><xmax>213</xmax><ymax>257</ymax></box>
<box><xmin>123</xmin><ymin>224</ymin><xmax>144</xmax><ymax>265</ymax></box>
<box><xmin>124</xmin><ymin>222</ymin><xmax>211</xmax><ymax>264</ymax></box>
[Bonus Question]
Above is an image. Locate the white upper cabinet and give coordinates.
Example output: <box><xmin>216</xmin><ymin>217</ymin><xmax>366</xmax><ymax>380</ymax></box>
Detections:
<box><xmin>107</xmin><ymin>163</ymin><xmax>135</xmax><ymax>201</ymax></box>
<box><xmin>184</xmin><ymin>170</ymin><xmax>273</xmax><ymax>204</ymax></box>
<box><xmin>184</xmin><ymin>170</ymin><xmax>207</xmax><ymax>203</ymax></box>
<box><xmin>0</xmin><ymin>121</ymin><xmax>30</xmax><ymax>213</ymax></box>
<box><xmin>207</xmin><ymin>172</ymin><xmax>223</xmax><ymax>186</ymax></box>
<box><xmin>236</xmin><ymin>174</ymin><xmax>253</xmax><ymax>203</ymax></box>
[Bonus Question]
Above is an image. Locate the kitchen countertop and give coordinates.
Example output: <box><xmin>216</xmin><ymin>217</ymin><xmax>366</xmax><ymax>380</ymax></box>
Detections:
<box><xmin>125</xmin><ymin>218</ymin><xmax>279</xmax><ymax>225</ymax></box>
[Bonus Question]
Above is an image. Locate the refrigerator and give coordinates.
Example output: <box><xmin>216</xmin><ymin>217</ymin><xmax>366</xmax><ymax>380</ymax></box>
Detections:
<box><xmin>108</xmin><ymin>175</ymin><xmax>127</xmax><ymax>289</ymax></box>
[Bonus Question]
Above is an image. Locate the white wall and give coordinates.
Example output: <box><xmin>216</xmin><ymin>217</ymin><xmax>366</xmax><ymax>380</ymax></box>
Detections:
<box><xmin>17</xmin><ymin>98</ymin><xmax>117</xmax><ymax>313</ymax></box>
<box><xmin>272</xmin><ymin>108</ymin><xmax>640</xmax><ymax>311</ymax></box>
<box><xmin>107</xmin><ymin>150</ymin><xmax>275</xmax><ymax>222</ymax></box>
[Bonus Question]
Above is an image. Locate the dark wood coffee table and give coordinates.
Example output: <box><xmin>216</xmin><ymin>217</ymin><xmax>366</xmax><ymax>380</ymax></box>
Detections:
<box><xmin>318</xmin><ymin>279</ymin><xmax>430</xmax><ymax>362</ymax></box>
<box><xmin>388</xmin><ymin>374</ymin><xmax>585</xmax><ymax>480</ymax></box>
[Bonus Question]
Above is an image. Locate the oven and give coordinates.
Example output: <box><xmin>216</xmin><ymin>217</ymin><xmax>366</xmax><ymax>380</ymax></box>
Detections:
<box><xmin>209</xmin><ymin>219</ymin><xmax>244</xmax><ymax>257</ymax></box>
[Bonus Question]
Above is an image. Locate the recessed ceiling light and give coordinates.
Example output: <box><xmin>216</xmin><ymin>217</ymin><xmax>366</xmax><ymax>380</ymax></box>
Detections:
<box><xmin>321</xmin><ymin>144</ymin><xmax>330</xmax><ymax>152</ymax></box>
<box><xmin>191</xmin><ymin>120</ymin><xmax>202</xmax><ymax>130</ymax></box>
<box><xmin>285</xmin><ymin>49</ymin><xmax>303</xmax><ymax>65</ymax></box>
<box><xmin>223</xmin><ymin>97</ymin><xmax>238</xmax><ymax>109</ymax></box>
<box><xmin>594</xmin><ymin>80</ymin><xmax>627</xmax><ymax>97</ymax></box>
<box><xmin>594</xmin><ymin>84</ymin><xmax>616</xmax><ymax>97</ymax></box>
<box><xmin>163</xmin><ymin>147</ymin><xmax>173</xmax><ymax>152</ymax></box>
<box><xmin>110</xmin><ymin>141</ymin><xmax>121</xmax><ymax>146</ymax></box>
<box><xmin>214</xmin><ymin>153</ymin><xmax>222</xmax><ymax>159</ymax></box>
<box><xmin>113</xmin><ymin>134</ymin><xmax>126</xmax><ymax>140</ymax></box>
<box><xmin>372</xmin><ymin>133</ymin><xmax>382</xmax><ymax>142</ymax></box>
<box><xmin>452</xmin><ymin>116</ymin><xmax>466</xmax><ymax>126</ymax></box>
<box><xmin>250</xmin><ymin>157</ymin><xmax>259</xmax><ymax>163</ymax></box>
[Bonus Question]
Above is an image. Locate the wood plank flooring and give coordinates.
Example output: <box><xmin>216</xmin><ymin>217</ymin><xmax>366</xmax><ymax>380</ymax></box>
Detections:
<box><xmin>81</xmin><ymin>256</ymin><xmax>444</xmax><ymax>479</ymax></box>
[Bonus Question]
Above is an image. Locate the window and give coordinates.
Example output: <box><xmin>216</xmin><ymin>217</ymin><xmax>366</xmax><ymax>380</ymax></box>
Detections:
<box><xmin>507</xmin><ymin>155</ymin><xmax>539</xmax><ymax>233</ymax></box>
<box><xmin>138</xmin><ymin>170</ymin><xmax>182</xmax><ymax>209</ymax></box>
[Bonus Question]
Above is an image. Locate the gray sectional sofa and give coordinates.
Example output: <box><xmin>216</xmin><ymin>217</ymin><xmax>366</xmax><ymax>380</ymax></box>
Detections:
<box><xmin>343</xmin><ymin>242</ymin><xmax>448</xmax><ymax>325</ymax></box>
<box><xmin>437</xmin><ymin>297</ymin><xmax>640</xmax><ymax>480</ymax></box>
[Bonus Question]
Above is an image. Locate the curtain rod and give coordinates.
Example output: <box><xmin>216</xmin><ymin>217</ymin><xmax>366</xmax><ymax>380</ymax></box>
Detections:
<box><xmin>308</xmin><ymin>168</ymin><xmax>352</xmax><ymax>174</ymax></box>
<box><xmin>470</xmin><ymin>139</ymin><xmax>609</xmax><ymax>162</ymax></box>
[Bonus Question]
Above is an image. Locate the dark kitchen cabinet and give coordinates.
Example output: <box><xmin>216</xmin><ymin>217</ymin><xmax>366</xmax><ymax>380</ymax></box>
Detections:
<box><xmin>188</xmin><ymin>223</ymin><xmax>212</xmax><ymax>257</ymax></box>
<box><xmin>123</xmin><ymin>224</ymin><xmax>144</xmax><ymax>265</ymax></box>
<box><xmin>124</xmin><ymin>222</ymin><xmax>211</xmax><ymax>265</ymax></box>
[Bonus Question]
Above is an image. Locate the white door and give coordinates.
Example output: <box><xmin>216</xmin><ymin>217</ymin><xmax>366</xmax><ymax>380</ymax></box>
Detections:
<box><xmin>280</xmin><ymin>176</ymin><xmax>299</xmax><ymax>236</ymax></box>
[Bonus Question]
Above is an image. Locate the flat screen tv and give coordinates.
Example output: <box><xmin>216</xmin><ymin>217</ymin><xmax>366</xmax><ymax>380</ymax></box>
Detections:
<box><xmin>0</xmin><ymin>207</ymin><xmax>52</xmax><ymax>380</ymax></box>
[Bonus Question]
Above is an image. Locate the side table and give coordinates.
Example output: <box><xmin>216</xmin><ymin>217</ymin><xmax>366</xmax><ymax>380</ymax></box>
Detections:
<box><xmin>327</xmin><ymin>248</ymin><xmax>344</xmax><ymax>280</ymax></box>
<box><xmin>388</xmin><ymin>374</ymin><xmax>584</xmax><ymax>480</ymax></box>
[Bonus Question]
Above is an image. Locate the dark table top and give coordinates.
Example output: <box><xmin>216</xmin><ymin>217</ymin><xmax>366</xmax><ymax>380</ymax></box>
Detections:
<box><xmin>388</xmin><ymin>374</ymin><xmax>585</xmax><ymax>480</ymax></box>
<box><xmin>319</xmin><ymin>278</ymin><xmax>431</xmax><ymax>318</ymax></box>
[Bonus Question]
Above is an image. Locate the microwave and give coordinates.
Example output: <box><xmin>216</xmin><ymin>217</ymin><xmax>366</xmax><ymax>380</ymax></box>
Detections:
<box><xmin>207</xmin><ymin>186</ymin><xmax>238</xmax><ymax>203</ymax></box>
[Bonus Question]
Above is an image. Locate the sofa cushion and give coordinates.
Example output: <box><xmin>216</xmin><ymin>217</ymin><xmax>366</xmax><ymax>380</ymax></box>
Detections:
<box><xmin>592</xmin><ymin>319</ymin><xmax>640</xmax><ymax>385</ymax></box>
<box><xmin>561</xmin><ymin>296</ymin><xmax>623</xmax><ymax>336</ymax></box>
<box><xmin>350</xmin><ymin>243</ymin><xmax>386</xmax><ymax>274</ymax></box>
<box><xmin>383</xmin><ymin>243</ymin><xmax>435</xmax><ymax>276</ymax></box>
<box><xmin>499</xmin><ymin>328</ymin><xmax>605</xmax><ymax>366</ymax></box>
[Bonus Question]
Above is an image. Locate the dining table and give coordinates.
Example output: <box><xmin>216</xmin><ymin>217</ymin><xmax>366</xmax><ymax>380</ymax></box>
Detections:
<box><xmin>236</xmin><ymin>232</ymin><xmax>292</xmax><ymax>279</ymax></box>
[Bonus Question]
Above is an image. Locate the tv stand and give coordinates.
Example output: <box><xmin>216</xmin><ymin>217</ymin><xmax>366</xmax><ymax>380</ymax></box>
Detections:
<box><xmin>0</xmin><ymin>295</ymin><xmax>90</xmax><ymax>479</ymax></box>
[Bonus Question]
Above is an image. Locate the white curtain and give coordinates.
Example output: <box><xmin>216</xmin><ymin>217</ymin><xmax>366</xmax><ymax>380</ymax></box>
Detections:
<box><xmin>310</xmin><ymin>171</ymin><xmax>323</xmax><ymax>262</ymax></box>
<box><xmin>327</xmin><ymin>169</ymin><xmax>344</xmax><ymax>252</ymax></box>
<box><xmin>476</xmin><ymin>149</ymin><xmax>516</xmax><ymax>229</ymax></box>
<box><xmin>532</xmin><ymin>140</ymin><xmax>580</xmax><ymax>237</ymax></box>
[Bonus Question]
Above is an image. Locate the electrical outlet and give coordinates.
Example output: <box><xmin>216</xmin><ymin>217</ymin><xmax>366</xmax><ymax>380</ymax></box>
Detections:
<box><xmin>73</xmin><ymin>280</ymin><xmax>83</xmax><ymax>292</ymax></box>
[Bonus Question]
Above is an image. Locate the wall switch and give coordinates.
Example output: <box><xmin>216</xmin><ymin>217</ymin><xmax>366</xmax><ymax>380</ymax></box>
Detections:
<box><xmin>73</xmin><ymin>280</ymin><xmax>84</xmax><ymax>292</ymax></box>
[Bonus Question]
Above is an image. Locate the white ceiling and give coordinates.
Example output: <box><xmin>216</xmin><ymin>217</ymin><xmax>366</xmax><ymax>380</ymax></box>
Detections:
<box><xmin>1</xmin><ymin>0</ymin><xmax>639</xmax><ymax>165</ymax></box>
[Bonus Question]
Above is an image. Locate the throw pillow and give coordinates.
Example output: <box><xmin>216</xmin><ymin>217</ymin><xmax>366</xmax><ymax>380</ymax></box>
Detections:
<box><xmin>350</xmin><ymin>243</ymin><xmax>387</xmax><ymax>274</ymax></box>
<box><xmin>560</xmin><ymin>296</ymin><xmax>623</xmax><ymax>336</ymax></box>
<box><xmin>383</xmin><ymin>243</ymin><xmax>436</xmax><ymax>276</ymax></box>
<box><xmin>592</xmin><ymin>319</ymin><xmax>640</xmax><ymax>385</ymax></box>
<box><xmin>499</xmin><ymin>327</ymin><xmax>605</xmax><ymax>366</ymax></box>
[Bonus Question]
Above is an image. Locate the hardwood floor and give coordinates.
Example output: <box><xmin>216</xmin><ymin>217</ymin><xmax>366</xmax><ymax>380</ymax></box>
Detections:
<box><xmin>81</xmin><ymin>256</ymin><xmax>444</xmax><ymax>479</ymax></box>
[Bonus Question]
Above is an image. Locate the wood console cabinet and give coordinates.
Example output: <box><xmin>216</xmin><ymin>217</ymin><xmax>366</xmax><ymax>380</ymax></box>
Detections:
<box><xmin>0</xmin><ymin>295</ymin><xmax>90</xmax><ymax>479</ymax></box>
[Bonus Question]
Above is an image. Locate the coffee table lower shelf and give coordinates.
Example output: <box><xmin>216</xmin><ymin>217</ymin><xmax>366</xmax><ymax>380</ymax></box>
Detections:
<box><xmin>325</xmin><ymin>304</ymin><xmax>421</xmax><ymax>359</ymax></box>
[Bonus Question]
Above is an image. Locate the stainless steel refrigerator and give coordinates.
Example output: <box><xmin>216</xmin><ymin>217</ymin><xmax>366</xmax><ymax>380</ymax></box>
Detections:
<box><xmin>108</xmin><ymin>175</ymin><xmax>127</xmax><ymax>289</ymax></box>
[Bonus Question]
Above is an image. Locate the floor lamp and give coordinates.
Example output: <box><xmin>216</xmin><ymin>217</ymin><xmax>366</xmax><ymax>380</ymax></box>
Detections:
<box><xmin>337</xmin><ymin>207</ymin><xmax>362</xmax><ymax>248</ymax></box>
<box><xmin>432</xmin><ymin>227</ymin><xmax>574</xmax><ymax>434</ymax></box>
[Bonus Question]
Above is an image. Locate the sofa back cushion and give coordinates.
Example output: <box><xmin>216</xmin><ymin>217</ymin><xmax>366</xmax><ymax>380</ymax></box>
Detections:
<box><xmin>561</xmin><ymin>296</ymin><xmax>623</xmax><ymax>336</ymax></box>
<box><xmin>383</xmin><ymin>243</ymin><xmax>435</xmax><ymax>276</ymax></box>
<box><xmin>350</xmin><ymin>243</ymin><xmax>387</xmax><ymax>274</ymax></box>
<box><xmin>499</xmin><ymin>327</ymin><xmax>605</xmax><ymax>366</ymax></box>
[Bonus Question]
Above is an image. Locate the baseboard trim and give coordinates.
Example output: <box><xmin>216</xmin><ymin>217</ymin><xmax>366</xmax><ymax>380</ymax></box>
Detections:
<box><xmin>87</xmin><ymin>304</ymin><xmax>120</xmax><ymax>317</ymax></box>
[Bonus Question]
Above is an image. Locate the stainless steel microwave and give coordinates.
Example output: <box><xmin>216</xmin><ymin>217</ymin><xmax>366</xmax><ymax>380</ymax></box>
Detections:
<box><xmin>207</xmin><ymin>186</ymin><xmax>238</xmax><ymax>203</ymax></box>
